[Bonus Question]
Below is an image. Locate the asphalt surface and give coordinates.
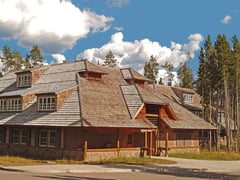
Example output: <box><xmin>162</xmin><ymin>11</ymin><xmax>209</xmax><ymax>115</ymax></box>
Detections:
<box><xmin>0</xmin><ymin>156</ymin><xmax>240</xmax><ymax>178</ymax></box>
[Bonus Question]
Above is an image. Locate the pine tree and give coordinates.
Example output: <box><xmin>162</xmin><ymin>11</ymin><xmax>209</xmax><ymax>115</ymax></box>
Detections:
<box><xmin>232</xmin><ymin>35</ymin><xmax>240</xmax><ymax>152</ymax></box>
<box><xmin>161</xmin><ymin>62</ymin><xmax>174</xmax><ymax>86</ymax></box>
<box><xmin>215</xmin><ymin>34</ymin><xmax>233</xmax><ymax>152</ymax></box>
<box><xmin>144</xmin><ymin>55</ymin><xmax>159</xmax><ymax>84</ymax></box>
<box><xmin>177</xmin><ymin>63</ymin><xmax>193</xmax><ymax>89</ymax></box>
<box><xmin>29</xmin><ymin>45</ymin><xmax>43</xmax><ymax>65</ymax></box>
<box><xmin>103</xmin><ymin>50</ymin><xmax>117</xmax><ymax>68</ymax></box>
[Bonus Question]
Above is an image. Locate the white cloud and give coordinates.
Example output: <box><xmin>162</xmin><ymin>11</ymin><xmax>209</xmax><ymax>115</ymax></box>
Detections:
<box><xmin>77</xmin><ymin>32</ymin><xmax>203</xmax><ymax>85</ymax></box>
<box><xmin>0</xmin><ymin>0</ymin><xmax>114</xmax><ymax>54</ymax></box>
<box><xmin>221</xmin><ymin>15</ymin><xmax>231</xmax><ymax>24</ymax></box>
<box><xmin>107</xmin><ymin>0</ymin><xmax>130</xmax><ymax>8</ymax></box>
<box><xmin>52</xmin><ymin>54</ymin><xmax>66</xmax><ymax>64</ymax></box>
<box><xmin>114</xmin><ymin>26</ymin><xmax>124</xmax><ymax>31</ymax></box>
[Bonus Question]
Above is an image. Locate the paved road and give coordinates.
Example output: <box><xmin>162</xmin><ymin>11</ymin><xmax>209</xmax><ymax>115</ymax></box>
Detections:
<box><xmin>1</xmin><ymin>157</ymin><xmax>240</xmax><ymax>180</ymax></box>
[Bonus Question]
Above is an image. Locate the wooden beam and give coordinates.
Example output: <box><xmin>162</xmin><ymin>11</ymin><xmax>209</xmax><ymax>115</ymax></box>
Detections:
<box><xmin>165</xmin><ymin>129</ymin><xmax>169</xmax><ymax>157</ymax></box>
<box><xmin>83</xmin><ymin>141</ymin><xmax>88</xmax><ymax>161</ymax></box>
<box><xmin>150</xmin><ymin>131</ymin><xmax>153</xmax><ymax>156</ymax></box>
<box><xmin>146</xmin><ymin>113</ymin><xmax>159</xmax><ymax>118</ymax></box>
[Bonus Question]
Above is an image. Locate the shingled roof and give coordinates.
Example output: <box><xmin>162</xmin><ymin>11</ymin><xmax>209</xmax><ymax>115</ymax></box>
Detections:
<box><xmin>0</xmin><ymin>60</ymin><xmax>155</xmax><ymax>129</ymax></box>
<box><xmin>150</xmin><ymin>85</ymin><xmax>216</xmax><ymax>130</ymax></box>
<box><xmin>0</xmin><ymin>60</ymin><xmax>214</xmax><ymax>130</ymax></box>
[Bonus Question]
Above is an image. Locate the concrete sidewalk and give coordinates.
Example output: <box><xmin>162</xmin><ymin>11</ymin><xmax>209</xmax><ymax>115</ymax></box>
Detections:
<box><xmin>0</xmin><ymin>157</ymin><xmax>240</xmax><ymax>174</ymax></box>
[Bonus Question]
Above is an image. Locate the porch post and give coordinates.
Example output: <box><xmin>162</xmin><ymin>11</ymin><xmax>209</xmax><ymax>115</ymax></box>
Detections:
<box><xmin>144</xmin><ymin>131</ymin><xmax>148</xmax><ymax>148</ymax></box>
<box><xmin>117</xmin><ymin>140</ymin><xmax>120</xmax><ymax>157</ymax></box>
<box><xmin>150</xmin><ymin>131</ymin><xmax>153</xmax><ymax>156</ymax></box>
<box><xmin>116</xmin><ymin>128</ymin><xmax>120</xmax><ymax>156</ymax></box>
<box><xmin>165</xmin><ymin>129</ymin><xmax>169</xmax><ymax>157</ymax></box>
<box><xmin>83</xmin><ymin>141</ymin><xmax>88</xmax><ymax>161</ymax></box>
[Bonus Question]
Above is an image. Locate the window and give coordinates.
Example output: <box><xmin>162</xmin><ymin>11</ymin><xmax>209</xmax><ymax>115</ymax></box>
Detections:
<box><xmin>127</xmin><ymin>134</ymin><xmax>133</xmax><ymax>145</ymax></box>
<box><xmin>7</xmin><ymin>98</ymin><xmax>22</xmax><ymax>111</ymax></box>
<box><xmin>38</xmin><ymin>96</ymin><xmax>56</xmax><ymax>111</ymax></box>
<box><xmin>183</xmin><ymin>94</ymin><xmax>193</xmax><ymax>103</ymax></box>
<box><xmin>0</xmin><ymin>99</ymin><xmax>6</xmax><ymax>111</ymax></box>
<box><xmin>176</xmin><ymin>131</ymin><xmax>192</xmax><ymax>147</ymax></box>
<box><xmin>0</xmin><ymin>128</ymin><xmax>5</xmax><ymax>143</ymax></box>
<box><xmin>0</xmin><ymin>98</ymin><xmax>22</xmax><ymax>112</ymax></box>
<box><xmin>17</xmin><ymin>74</ymin><xmax>31</xmax><ymax>87</ymax></box>
<box><xmin>12</xmin><ymin>128</ymin><xmax>29</xmax><ymax>144</ymax></box>
<box><xmin>39</xmin><ymin>130</ymin><xmax>57</xmax><ymax>147</ymax></box>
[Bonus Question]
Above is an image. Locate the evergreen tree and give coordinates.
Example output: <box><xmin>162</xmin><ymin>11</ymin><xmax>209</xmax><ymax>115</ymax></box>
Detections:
<box><xmin>177</xmin><ymin>63</ymin><xmax>193</xmax><ymax>89</ymax></box>
<box><xmin>103</xmin><ymin>50</ymin><xmax>117</xmax><ymax>68</ymax></box>
<box><xmin>214</xmin><ymin>34</ymin><xmax>233</xmax><ymax>152</ymax></box>
<box><xmin>231</xmin><ymin>35</ymin><xmax>240</xmax><ymax>152</ymax></box>
<box><xmin>29</xmin><ymin>45</ymin><xmax>43</xmax><ymax>65</ymax></box>
<box><xmin>144</xmin><ymin>55</ymin><xmax>159</xmax><ymax>84</ymax></box>
<box><xmin>2</xmin><ymin>45</ymin><xmax>13</xmax><ymax>72</ymax></box>
<box><xmin>161</xmin><ymin>62</ymin><xmax>174</xmax><ymax>86</ymax></box>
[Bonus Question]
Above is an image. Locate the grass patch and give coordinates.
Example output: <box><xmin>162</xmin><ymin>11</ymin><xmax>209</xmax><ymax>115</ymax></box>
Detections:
<box><xmin>0</xmin><ymin>156</ymin><xmax>47</xmax><ymax>166</ymax></box>
<box><xmin>85</xmin><ymin>157</ymin><xmax>176</xmax><ymax>165</ymax></box>
<box><xmin>0</xmin><ymin>156</ymin><xmax>176</xmax><ymax>166</ymax></box>
<box><xmin>169</xmin><ymin>151</ymin><xmax>240</xmax><ymax>161</ymax></box>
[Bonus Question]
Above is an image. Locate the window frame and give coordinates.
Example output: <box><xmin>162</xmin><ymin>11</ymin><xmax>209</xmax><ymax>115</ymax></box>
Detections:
<box><xmin>38</xmin><ymin>96</ymin><xmax>56</xmax><ymax>111</ymax></box>
<box><xmin>0</xmin><ymin>98</ymin><xmax>22</xmax><ymax>112</ymax></box>
<box><xmin>39</xmin><ymin>129</ymin><xmax>57</xmax><ymax>148</ymax></box>
<box><xmin>12</xmin><ymin>128</ymin><xmax>29</xmax><ymax>145</ymax></box>
<box><xmin>17</xmin><ymin>74</ymin><xmax>31</xmax><ymax>87</ymax></box>
<box><xmin>0</xmin><ymin>99</ymin><xmax>6</xmax><ymax>111</ymax></box>
<box><xmin>0</xmin><ymin>128</ymin><xmax>5</xmax><ymax>143</ymax></box>
<box><xmin>183</xmin><ymin>93</ymin><xmax>193</xmax><ymax>103</ymax></box>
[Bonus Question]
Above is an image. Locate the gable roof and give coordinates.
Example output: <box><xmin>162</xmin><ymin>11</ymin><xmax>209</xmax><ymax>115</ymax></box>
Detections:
<box><xmin>151</xmin><ymin>85</ymin><xmax>216</xmax><ymax>130</ymax></box>
<box><xmin>0</xmin><ymin>60</ymin><xmax>155</xmax><ymax>129</ymax></box>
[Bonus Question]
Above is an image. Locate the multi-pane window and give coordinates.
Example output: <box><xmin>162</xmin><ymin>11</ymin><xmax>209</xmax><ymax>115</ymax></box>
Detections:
<box><xmin>176</xmin><ymin>131</ymin><xmax>192</xmax><ymax>147</ymax></box>
<box><xmin>0</xmin><ymin>99</ymin><xmax>6</xmax><ymax>111</ymax></box>
<box><xmin>38</xmin><ymin>97</ymin><xmax>56</xmax><ymax>111</ymax></box>
<box><xmin>0</xmin><ymin>128</ymin><xmax>5</xmax><ymax>143</ymax></box>
<box><xmin>39</xmin><ymin>130</ymin><xmax>57</xmax><ymax>147</ymax></box>
<box><xmin>12</xmin><ymin>128</ymin><xmax>29</xmax><ymax>144</ymax></box>
<box><xmin>0</xmin><ymin>98</ymin><xmax>21</xmax><ymax>112</ymax></box>
<box><xmin>17</xmin><ymin>74</ymin><xmax>31</xmax><ymax>87</ymax></box>
<box><xmin>7</xmin><ymin>98</ymin><xmax>22</xmax><ymax>111</ymax></box>
<box><xmin>183</xmin><ymin>94</ymin><xmax>193</xmax><ymax>103</ymax></box>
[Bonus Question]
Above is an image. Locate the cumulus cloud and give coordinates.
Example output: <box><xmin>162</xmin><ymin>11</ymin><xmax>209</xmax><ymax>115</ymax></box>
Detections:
<box><xmin>107</xmin><ymin>0</ymin><xmax>130</xmax><ymax>8</ymax></box>
<box><xmin>77</xmin><ymin>32</ymin><xmax>203</xmax><ymax>85</ymax></box>
<box><xmin>221</xmin><ymin>15</ymin><xmax>231</xmax><ymax>24</ymax></box>
<box><xmin>52</xmin><ymin>54</ymin><xmax>66</xmax><ymax>63</ymax></box>
<box><xmin>78</xmin><ymin>32</ymin><xmax>203</xmax><ymax>69</ymax></box>
<box><xmin>0</xmin><ymin>0</ymin><xmax>114</xmax><ymax>54</ymax></box>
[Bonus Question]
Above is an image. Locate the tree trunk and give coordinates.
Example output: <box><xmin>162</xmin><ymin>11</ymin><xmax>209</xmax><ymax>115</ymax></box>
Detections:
<box><xmin>224</xmin><ymin>79</ymin><xmax>231</xmax><ymax>152</ymax></box>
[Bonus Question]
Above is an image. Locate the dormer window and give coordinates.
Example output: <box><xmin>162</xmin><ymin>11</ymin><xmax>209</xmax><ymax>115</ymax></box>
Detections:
<box><xmin>38</xmin><ymin>96</ymin><xmax>56</xmax><ymax>111</ymax></box>
<box><xmin>17</xmin><ymin>74</ymin><xmax>31</xmax><ymax>87</ymax></box>
<box><xmin>0</xmin><ymin>98</ymin><xmax>22</xmax><ymax>112</ymax></box>
<box><xmin>183</xmin><ymin>94</ymin><xmax>193</xmax><ymax>103</ymax></box>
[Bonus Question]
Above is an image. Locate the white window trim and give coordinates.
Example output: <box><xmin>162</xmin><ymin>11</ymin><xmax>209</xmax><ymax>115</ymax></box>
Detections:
<box><xmin>17</xmin><ymin>74</ymin><xmax>31</xmax><ymax>87</ymax></box>
<box><xmin>183</xmin><ymin>93</ymin><xmax>193</xmax><ymax>103</ymax></box>
<box><xmin>0</xmin><ymin>98</ymin><xmax>22</xmax><ymax>112</ymax></box>
<box><xmin>38</xmin><ymin>96</ymin><xmax>56</xmax><ymax>111</ymax></box>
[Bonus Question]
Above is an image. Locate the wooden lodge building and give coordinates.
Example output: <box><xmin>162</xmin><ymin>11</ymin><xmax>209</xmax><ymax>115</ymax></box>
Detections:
<box><xmin>0</xmin><ymin>60</ymin><xmax>215</xmax><ymax>161</ymax></box>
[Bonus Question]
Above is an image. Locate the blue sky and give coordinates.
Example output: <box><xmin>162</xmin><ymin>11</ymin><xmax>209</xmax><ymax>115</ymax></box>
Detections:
<box><xmin>0</xmin><ymin>0</ymin><xmax>239</xmax><ymax>84</ymax></box>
